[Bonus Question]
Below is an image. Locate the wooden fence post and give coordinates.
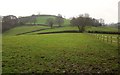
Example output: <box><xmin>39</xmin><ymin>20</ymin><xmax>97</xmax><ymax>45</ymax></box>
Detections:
<box><xmin>118</xmin><ymin>36</ymin><xmax>120</xmax><ymax>45</ymax></box>
<box><xmin>97</xmin><ymin>35</ymin><xmax>99</xmax><ymax>39</ymax></box>
<box><xmin>103</xmin><ymin>35</ymin><xmax>104</xmax><ymax>41</ymax></box>
<box><xmin>107</xmin><ymin>36</ymin><xmax>109</xmax><ymax>43</ymax></box>
<box><xmin>102</xmin><ymin>35</ymin><xmax>103</xmax><ymax>41</ymax></box>
<box><xmin>93</xmin><ymin>34</ymin><xmax>119</xmax><ymax>44</ymax></box>
<box><xmin>97</xmin><ymin>35</ymin><xmax>98</xmax><ymax>39</ymax></box>
<box><xmin>117</xmin><ymin>36</ymin><xmax>120</xmax><ymax>44</ymax></box>
<box><xmin>111</xmin><ymin>36</ymin><xmax>112</xmax><ymax>43</ymax></box>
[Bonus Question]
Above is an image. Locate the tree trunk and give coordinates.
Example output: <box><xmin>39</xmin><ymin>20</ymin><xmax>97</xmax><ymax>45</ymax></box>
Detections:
<box><xmin>80</xmin><ymin>25</ymin><xmax>85</xmax><ymax>32</ymax></box>
<box><xmin>77</xmin><ymin>25</ymin><xmax>81</xmax><ymax>32</ymax></box>
<box><xmin>59</xmin><ymin>24</ymin><xmax>61</xmax><ymax>27</ymax></box>
<box><xmin>51</xmin><ymin>25</ymin><xmax>52</xmax><ymax>28</ymax></box>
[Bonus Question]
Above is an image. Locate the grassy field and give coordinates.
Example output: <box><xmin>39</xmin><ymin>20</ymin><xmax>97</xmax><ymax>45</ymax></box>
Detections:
<box><xmin>3</xmin><ymin>26</ymin><xmax>79</xmax><ymax>35</ymax></box>
<box><xmin>2</xmin><ymin>33</ymin><xmax>118</xmax><ymax>73</ymax></box>
<box><xmin>3</xmin><ymin>26</ymin><xmax>50</xmax><ymax>36</ymax></box>
<box><xmin>36</xmin><ymin>15</ymin><xmax>56</xmax><ymax>24</ymax></box>
<box><xmin>22</xmin><ymin>26</ymin><xmax>118</xmax><ymax>35</ymax></box>
<box><xmin>3</xmin><ymin>25</ymin><xmax>118</xmax><ymax>36</ymax></box>
<box><xmin>27</xmin><ymin>26</ymin><xmax>79</xmax><ymax>34</ymax></box>
<box><xmin>86</xmin><ymin>26</ymin><xmax>118</xmax><ymax>32</ymax></box>
<box><xmin>2</xmin><ymin>21</ymin><xmax>119</xmax><ymax>73</ymax></box>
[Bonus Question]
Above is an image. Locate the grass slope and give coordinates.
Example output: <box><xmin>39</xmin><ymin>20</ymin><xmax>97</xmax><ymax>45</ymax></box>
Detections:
<box><xmin>27</xmin><ymin>26</ymin><xmax>79</xmax><ymax>34</ymax></box>
<box><xmin>2</xmin><ymin>33</ymin><xmax>118</xmax><ymax>73</ymax></box>
<box><xmin>3</xmin><ymin>26</ymin><xmax>50</xmax><ymax>36</ymax></box>
<box><xmin>35</xmin><ymin>15</ymin><xmax>70</xmax><ymax>26</ymax></box>
<box><xmin>36</xmin><ymin>15</ymin><xmax>55</xmax><ymax>24</ymax></box>
<box><xmin>3</xmin><ymin>25</ymin><xmax>118</xmax><ymax>36</ymax></box>
<box><xmin>24</xmin><ymin>26</ymin><xmax>118</xmax><ymax>35</ymax></box>
<box><xmin>86</xmin><ymin>26</ymin><xmax>118</xmax><ymax>32</ymax></box>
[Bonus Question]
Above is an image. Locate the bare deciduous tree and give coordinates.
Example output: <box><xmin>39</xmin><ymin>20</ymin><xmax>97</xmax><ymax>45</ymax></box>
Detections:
<box><xmin>46</xmin><ymin>18</ymin><xmax>54</xmax><ymax>28</ymax></box>
<box><xmin>55</xmin><ymin>14</ymin><xmax>64</xmax><ymax>27</ymax></box>
<box><xmin>70</xmin><ymin>14</ymin><xmax>102</xmax><ymax>32</ymax></box>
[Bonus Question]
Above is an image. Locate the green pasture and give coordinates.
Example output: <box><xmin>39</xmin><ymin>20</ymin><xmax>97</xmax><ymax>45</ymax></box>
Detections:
<box><xmin>3</xmin><ymin>25</ymin><xmax>119</xmax><ymax>36</ymax></box>
<box><xmin>2</xmin><ymin>19</ymin><xmax>119</xmax><ymax>73</ymax></box>
<box><xmin>3</xmin><ymin>26</ymin><xmax>50</xmax><ymax>36</ymax></box>
<box><xmin>2</xmin><ymin>33</ymin><xmax>118</xmax><ymax>73</ymax></box>
<box><xmin>86</xmin><ymin>26</ymin><xmax>118</xmax><ymax>32</ymax></box>
<box><xmin>28</xmin><ymin>26</ymin><xmax>79</xmax><ymax>34</ymax></box>
<box><xmin>36</xmin><ymin>16</ymin><xmax>55</xmax><ymax>24</ymax></box>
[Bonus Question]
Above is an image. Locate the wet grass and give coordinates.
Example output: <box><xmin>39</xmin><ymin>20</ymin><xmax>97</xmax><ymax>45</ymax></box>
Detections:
<box><xmin>2</xmin><ymin>33</ymin><xmax>118</xmax><ymax>73</ymax></box>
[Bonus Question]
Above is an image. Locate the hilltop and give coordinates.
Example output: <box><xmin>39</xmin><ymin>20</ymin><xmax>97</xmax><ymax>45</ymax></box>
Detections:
<box><xmin>27</xmin><ymin>15</ymin><xmax>70</xmax><ymax>26</ymax></box>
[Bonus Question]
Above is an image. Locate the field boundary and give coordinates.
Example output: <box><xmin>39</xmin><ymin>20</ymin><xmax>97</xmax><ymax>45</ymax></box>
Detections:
<box><xmin>87</xmin><ymin>31</ymin><xmax>120</xmax><ymax>34</ymax></box>
<box><xmin>90</xmin><ymin>34</ymin><xmax>120</xmax><ymax>44</ymax></box>
<box><xmin>16</xmin><ymin>28</ymin><xmax>50</xmax><ymax>35</ymax></box>
<box><xmin>37</xmin><ymin>30</ymin><xmax>80</xmax><ymax>34</ymax></box>
<box><xmin>26</xmin><ymin>23</ymin><xmax>48</xmax><ymax>26</ymax></box>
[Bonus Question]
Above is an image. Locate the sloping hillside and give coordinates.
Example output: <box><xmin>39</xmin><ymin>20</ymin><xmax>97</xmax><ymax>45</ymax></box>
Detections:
<box><xmin>3</xmin><ymin>26</ymin><xmax>50</xmax><ymax>36</ymax></box>
<box><xmin>86</xmin><ymin>26</ymin><xmax>118</xmax><ymax>32</ymax></box>
<box><xmin>35</xmin><ymin>15</ymin><xmax>70</xmax><ymax>26</ymax></box>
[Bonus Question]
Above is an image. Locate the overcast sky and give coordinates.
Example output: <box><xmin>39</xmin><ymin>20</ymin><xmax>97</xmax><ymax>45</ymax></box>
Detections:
<box><xmin>0</xmin><ymin>0</ymin><xmax>119</xmax><ymax>24</ymax></box>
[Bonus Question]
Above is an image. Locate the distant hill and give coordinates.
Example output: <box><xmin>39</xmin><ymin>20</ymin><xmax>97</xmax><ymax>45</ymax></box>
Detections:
<box><xmin>28</xmin><ymin>15</ymin><xmax>70</xmax><ymax>26</ymax></box>
<box><xmin>36</xmin><ymin>15</ymin><xmax>56</xmax><ymax>24</ymax></box>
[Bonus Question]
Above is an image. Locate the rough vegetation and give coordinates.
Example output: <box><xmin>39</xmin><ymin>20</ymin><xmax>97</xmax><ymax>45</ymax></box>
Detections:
<box><xmin>2</xmin><ymin>14</ymin><xmax>119</xmax><ymax>74</ymax></box>
<box><xmin>2</xmin><ymin>34</ymin><xmax>118</xmax><ymax>73</ymax></box>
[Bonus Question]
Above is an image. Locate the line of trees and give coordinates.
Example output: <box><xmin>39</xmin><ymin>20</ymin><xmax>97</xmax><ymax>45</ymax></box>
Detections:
<box><xmin>2</xmin><ymin>14</ymin><xmax>64</xmax><ymax>32</ymax></box>
<box><xmin>2</xmin><ymin>14</ymin><xmax>38</xmax><ymax>32</ymax></box>
<box><xmin>2</xmin><ymin>13</ymin><xmax>104</xmax><ymax>32</ymax></box>
<box><xmin>0</xmin><ymin>16</ymin><xmax>2</xmax><ymax>33</ymax></box>
<box><xmin>18</xmin><ymin>14</ymin><xmax>37</xmax><ymax>25</ymax></box>
<box><xmin>2</xmin><ymin>15</ymin><xmax>18</xmax><ymax>32</ymax></box>
<box><xmin>70</xmin><ymin>14</ymin><xmax>103</xmax><ymax>32</ymax></box>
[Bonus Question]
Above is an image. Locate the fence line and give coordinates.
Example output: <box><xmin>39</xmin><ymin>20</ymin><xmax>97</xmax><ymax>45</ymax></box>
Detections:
<box><xmin>90</xmin><ymin>34</ymin><xmax>120</xmax><ymax>44</ymax></box>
